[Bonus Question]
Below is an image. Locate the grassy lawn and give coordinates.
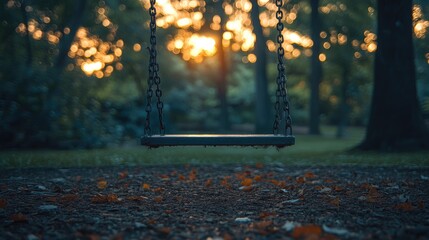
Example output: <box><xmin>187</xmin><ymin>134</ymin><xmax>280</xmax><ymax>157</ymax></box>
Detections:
<box><xmin>1</xmin><ymin>126</ymin><xmax>428</xmax><ymax>168</ymax></box>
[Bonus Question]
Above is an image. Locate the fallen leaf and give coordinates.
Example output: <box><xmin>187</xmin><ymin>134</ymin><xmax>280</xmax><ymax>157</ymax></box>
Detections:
<box><xmin>204</xmin><ymin>178</ymin><xmax>213</xmax><ymax>187</ymax></box>
<box><xmin>394</xmin><ymin>202</ymin><xmax>414</xmax><ymax>212</ymax></box>
<box><xmin>221</xmin><ymin>176</ymin><xmax>232</xmax><ymax>189</ymax></box>
<box><xmin>296</xmin><ymin>177</ymin><xmax>305</xmax><ymax>184</ymax></box>
<box><xmin>97</xmin><ymin>180</ymin><xmax>108</xmax><ymax>190</ymax></box>
<box><xmin>241</xmin><ymin>178</ymin><xmax>253</xmax><ymax>187</ymax></box>
<box><xmin>259</xmin><ymin>212</ymin><xmax>276</xmax><ymax>219</ymax></box>
<box><xmin>418</xmin><ymin>200</ymin><xmax>424</xmax><ymax>209</ymax></box>
<box><xmin>11</xmin><ymin>213</ymin><xmax>28</xmax><ymax>223</ymax></box>
<box><xmin>254</xmin><ymin>175</ymin><xmax>262</xmax><ymax>181</ymax></box>
<box><xmin>157</xmin><ymin>227</ymin><xmax>171</xmax><ymax>235</ymax></box>
<box><xmin>61</xmin><ymin>194</ymin><xmax>79</xmax><ymax>203</ymax></box>
<box><xmin>304</xmin><ymin>172</ymin><xmax>316</xmax><ymax>179</ymax></box>
<box><xmin>189</xmin><ymin>169</ymin><xmax>197</xmax><ymax>181</ymax></box>
<box><xmin>255</xmin><ymin>163</ymin><xmax>264</xmax><ymax>169</ymax></box>
<box><xmin>251</xmin><ymin>221</ymin><xmax>274</xmax><ymax>235</ymax></box>
<box><xmin>159</xmin><ymin>174</ymin><xmax>170</xmax><ymax>181</ymax></box>
<box><xmin>91</xmin><ymin>194</ymin><xmax>119</xmax><ymax>203</ymax></box>
<box><xmin>118</xmin><ymin>171</ymin><xmax>128</xmax><ymax>179</ymax></box>
<box><xmin>291</xmin><ymin>224</ymin><xmax>322</xmax><ymax>238</ymax></box>
<box><xmin>329</xmin><ymin>197</ymin><xmax>340</xmax><ymax>208</ymax></box>
<box><xmin>154</xmin><ymin>196</ymin><xmax>163</xmax><ymax>203</ymax></box>
<box><xmin>0</xmin><ymin>198</ymin><xmax>7</xmax><ymax>208</ymax></box>
<box><xmin>142</xmin><ymin>183</ymin><xmax>151</xmax><ymax>190</ymax></box>
<box><xmin>178</xmin><ymin>174</ymin><xmax>186</xmax><ymax>181</ymax></box>
<box><xmin>367</xmin><ymin>186</ymin><xmax>380</xmax><ymax>203</ymax></box>
<box><xmin>153</xmin><ymin>187</ymin><xmax>164</xmax><ymax>193</ymax></box>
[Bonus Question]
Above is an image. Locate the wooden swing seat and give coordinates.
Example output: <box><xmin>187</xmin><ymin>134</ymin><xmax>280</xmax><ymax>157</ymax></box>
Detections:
<box><xmin>141</xmin><ymin>134</ymin><xmax>295</xmax><ymax>148</ymax></box>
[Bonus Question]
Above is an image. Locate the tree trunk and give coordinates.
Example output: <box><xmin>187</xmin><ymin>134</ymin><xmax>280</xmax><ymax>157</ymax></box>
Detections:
<box><xmin>250</xmin><ymin>0</ymin><xmax>271</xmax><ymax>133</ymax></box>
<box><xmin>309</xmin><ymin>0</ymin><xmax>322</xmax><ymax>135</ymax></box>
<box><xmin>215</xmin><ymin>32</ymin><xmax>230</xmax><ymax>132</ymax></box>
<box><xmin>336</xmin><ymin>64</ymin><xmax>350</xmax><ymax>138</ymax></box>
<box><xmin>358</xmin><ymin>0</ymin><xmax>429</xmax><ymax>151</ymax></box>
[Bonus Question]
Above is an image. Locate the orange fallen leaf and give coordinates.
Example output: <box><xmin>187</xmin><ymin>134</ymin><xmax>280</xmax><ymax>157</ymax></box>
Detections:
<box><xmin>91</xmin><ymin>194</ymin><xmax>119</xmax><ymax>203</ymax></box>
<box><xmin>205</xmin><ymin>178</ymin><xmax>213</xmax><ymax>187</ymax></box>
<box><xmin>259</xmin><ymin>212</ymin><xmax>276</xmax><ymax>219</ymax></box>
<box><xmin>418</xmin><ymin>200</ymin><xmax>424</xmax><ymax>209</ymax></box>
<box><xmin>334</xmin><ymin>186</ymin><xmax>344</xmax><ymax>192</ymax></box>
<box><xmin>291</xmin><ymin>224</ymin><xmax>322</xmax><ymax>238</ymax></box>
<box><xmin>157</xmin><ymin>227</ymin><xmax>171</xmax><ymax>235</ymax></box>
<box><xmin>142</xmin><ymin>183</ymin><xmax>151</xmax><ymax>190</ymax></box>
<box><xmin>304</xmin><ymin>172</ymin><xmax>316</xmax><ymax>179</ymax></box>
<box><xmin>296</xmin><ymin>177</ymin><xmax>305</xmax><ymax>184</ymax></box>
<box><xmin>154</xmin><ymin>196</ymin><xmax>163</xmax><ymax>203</ymax></box>
<box><xmin>254</xmin><ymin>175</ymin><xmax>262</xmax><ymax>182</ymax></box>
<box><xmin>241</xmin><ymin>178</ymin><xmax>253</xmax><ymax>187</ymax></box>
<box><xmin>189</xmin><ymin>169</ymin><xmax>197</xmax><ymax>181</ymax></box>
<box><xmin>178</xmin><ymin>174</ymin><xmax>186</xmax><ymax>181</ymax></box>
<box><xmin>61</xmin><ymin>194</ymin><xmax>79</xmax><ymax>203</ymax></box>
<box><xmin>329</xmin><ymin>197</ymin><xmax>340</xmax><ymax>208</ymax></box>
<box><xmin>394</xmin><ymin>202</ymin><xmax>414</xmax><ymax>212</ymax></box>
<box><xmin>255</xmin><ymin>163</ymin><xmax>264</xmax><ymax>169</ymax></box>
<box><xmin>118</xmin><ymin>171</ymin><xmax>128</xmax><ymax>179</ymax></box>
<box><xmin>367</xmin><ymin>186</ymin><xmax>380</xmax><ymax>203</ymax></box>
<box><xmin>11</xmin><ymin>213</ymin><xmax>28</xmax><ymax>223</ymax></box>
<box><xmin>153</xmin><ymin>187</ymin><xmax>164</xmax><ymax>193</ymax></box>
<box><xmin>221</xmin><ymin>176</ymin><xmax>232</xmax><ymax>189</ymax></box>
<box><xmin>97</xmin><ymin>180</ymin><xmax>108</xmax><ymax>190</ymax></box>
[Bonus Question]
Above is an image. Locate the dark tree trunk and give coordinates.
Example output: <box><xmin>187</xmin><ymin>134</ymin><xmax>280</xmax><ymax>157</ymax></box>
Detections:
<box><xmin>358</xmin><ymin>0</ymin><xmax>429</xmax><ymax>151</ymax></box>
<box><xmin>309</xmin><ymin>0</ymin><xmax>322</xmax><ymax>135</ymax></box>
<box><xmin>214</xmin><ymin>0</ymin><xmax>230</xmax><ymax>132</ymax></box>
<box><xmin>250</xmin><ymin>0</ymin><xmax>271</xmax><ymax>133</ymax></box>
<box><xmin>336</xmin><ymin>64</ymin><xmax>350</xmax><ymax>138</ymax></box>
<box><xmin>215</xmin><ymin>33</ymin><xmax>230</xmax><ymax>132</ymax></box>
<box><xmin>20</xmin><ymin>0</ymin><xmax>33</xmax><ymax>67</ymax></box>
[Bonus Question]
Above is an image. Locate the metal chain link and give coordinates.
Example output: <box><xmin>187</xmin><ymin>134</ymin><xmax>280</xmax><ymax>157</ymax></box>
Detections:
<box><xmin>273</xmin><ymin>0</ymin><xmax>292</xmax><ymax>135</ymax></box>
<box><xmin>145</xmin><ymin>0</ymin><xmax>165</xmax><ymax>136</ymax></box>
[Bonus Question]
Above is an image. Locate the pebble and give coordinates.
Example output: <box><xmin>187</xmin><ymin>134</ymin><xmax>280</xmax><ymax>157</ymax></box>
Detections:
<box><xmin>39</xmin><ymin>205</ymin><xmax>58</xmax><ymax>211</ymax></box>
<box><xmin>282</xmin><ymin>221</ymin><xmax>300</xmax><ymax>231</ymax></box>
<box><xmin>235</xmin><ymin>217</ymin><xmax>251</xmax><ymax>223</ymax></box>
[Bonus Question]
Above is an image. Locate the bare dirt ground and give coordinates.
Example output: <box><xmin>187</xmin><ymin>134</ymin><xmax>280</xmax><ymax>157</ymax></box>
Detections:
<box><xmin>1</xmin><ymin>164</ymin><xmax>429</xmax><ymax>239</ymax></box>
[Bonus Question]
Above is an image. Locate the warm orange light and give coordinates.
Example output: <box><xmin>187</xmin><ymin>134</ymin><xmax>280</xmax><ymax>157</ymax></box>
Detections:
<box><xmin>319</xmin><ymin>53</ymin><xmax>326</xmax><ymax>62</ymax></box>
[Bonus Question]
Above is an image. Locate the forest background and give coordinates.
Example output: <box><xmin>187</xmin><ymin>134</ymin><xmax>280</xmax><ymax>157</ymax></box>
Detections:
<box><xmin>0</xmin><ymin>0</ymin><xmax>428</xmax><ymax>149</ymax></box>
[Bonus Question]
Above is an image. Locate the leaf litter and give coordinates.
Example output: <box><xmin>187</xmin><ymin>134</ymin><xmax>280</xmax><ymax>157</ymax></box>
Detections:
<box><xmin>0</xmin><ymin>165</ymin><xmax>428</xmax><ymax>239</ymax></box>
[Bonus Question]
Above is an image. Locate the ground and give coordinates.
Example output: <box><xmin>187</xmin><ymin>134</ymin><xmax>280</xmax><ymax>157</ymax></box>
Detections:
<box><xmin>1</xmin><ymin>164</ymin><xmax>429</xmax><ymax>239</ymax></box>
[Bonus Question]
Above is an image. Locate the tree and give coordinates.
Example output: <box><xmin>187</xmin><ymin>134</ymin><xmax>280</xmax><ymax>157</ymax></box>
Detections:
<box><xmin>250</xmin><ymin>0</ymin><xmax>270</xmax><ymax>133</ymax></box>
<box><xmin>358</xmin><ymin>0</ymin><xmax>429</xmax><ymax>151</ymax></box>
<box><xmin>308</xmin><ymin>0</ymin><xmax>322</xmax><ymax>135</ymax></box>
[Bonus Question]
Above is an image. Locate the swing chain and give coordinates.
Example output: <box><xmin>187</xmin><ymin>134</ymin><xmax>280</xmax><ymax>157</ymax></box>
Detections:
<box><xmin>273</xmin><ymin>0</ymin><xmax>292</xmax><ymax>136</ymax></box>
<box><xmin>145</xmin><ymin>0</ymin><xmax>165</xmax><ymax>136</ymax></box>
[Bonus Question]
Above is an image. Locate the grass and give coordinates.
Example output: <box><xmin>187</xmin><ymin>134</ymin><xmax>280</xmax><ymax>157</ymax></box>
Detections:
<box><xmin>1</xmin><ymin>126</ymin><xmax>428</xmax><ymax>168</ymax></box>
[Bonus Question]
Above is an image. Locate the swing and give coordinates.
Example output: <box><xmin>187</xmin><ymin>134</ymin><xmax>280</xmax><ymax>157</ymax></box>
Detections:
<box><xmin>141</xmin><ymin>0</ymin><xmax>295</xmax><ymax>148</ymax></box>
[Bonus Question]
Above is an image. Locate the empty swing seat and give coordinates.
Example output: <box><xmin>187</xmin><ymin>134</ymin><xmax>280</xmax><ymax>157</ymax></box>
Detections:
<box><xmin>141</xmin><ymin>134</ymin><xmax>295</xmax><ymax>148</ymax></box>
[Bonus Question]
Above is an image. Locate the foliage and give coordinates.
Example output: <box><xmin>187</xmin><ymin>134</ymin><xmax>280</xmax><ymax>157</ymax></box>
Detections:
<box><xmin>0</xmin><ymin>0</ymin><xmax>428</xmax><ymax>148</ymax></box>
